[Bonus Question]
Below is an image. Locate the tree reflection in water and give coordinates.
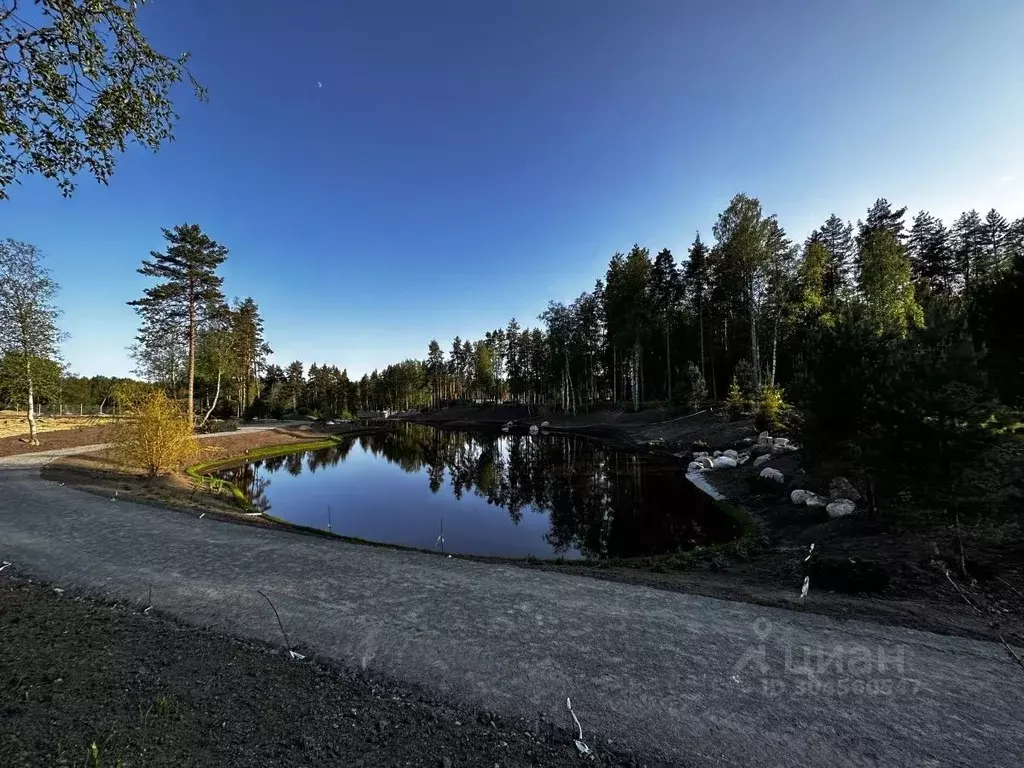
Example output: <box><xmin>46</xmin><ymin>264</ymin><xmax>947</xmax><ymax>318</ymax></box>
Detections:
<box><xmin>217</xmin><ymin>423</ymin><xmax>737</xmax><ymax>559</ymax></box>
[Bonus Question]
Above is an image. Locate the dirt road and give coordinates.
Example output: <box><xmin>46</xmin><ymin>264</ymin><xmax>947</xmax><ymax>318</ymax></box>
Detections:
<box><xmin>1</xmin><ymin>447</ymin><xmax>1022</xmax><ymax>767</ymax></box>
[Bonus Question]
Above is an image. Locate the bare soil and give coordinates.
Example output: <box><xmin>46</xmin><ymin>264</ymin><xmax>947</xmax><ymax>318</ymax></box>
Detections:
<box><xmin>0</xmin><ymin>577</ymin><xmax>649</xmax><ymax>768</ymax></box>
<box><xmin>40</xmin><ymin>426</ymin><xmax>343</xmax><ymax>523</ymax></box>
<box><xmin>0</xmin><ymin>424</ymin><xmax>113</xmax><ymax>457</ymax></box>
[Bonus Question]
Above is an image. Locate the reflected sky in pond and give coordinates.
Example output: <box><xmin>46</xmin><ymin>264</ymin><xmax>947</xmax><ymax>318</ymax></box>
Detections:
<box><xmin>215</xmin><ymin>423</ymin><xmax>737</xmax><ymax>559</ymax></box>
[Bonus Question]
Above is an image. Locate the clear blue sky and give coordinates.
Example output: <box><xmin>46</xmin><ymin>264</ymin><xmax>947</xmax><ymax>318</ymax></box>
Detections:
<box><xmin>5</xmin><ymin>0</ymin><xmax>1023</xmax><ymax>378</ymax></box>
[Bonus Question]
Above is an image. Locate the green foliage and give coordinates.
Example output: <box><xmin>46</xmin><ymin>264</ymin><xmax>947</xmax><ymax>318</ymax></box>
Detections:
<box><xmin>857</xmin><ymin>229</ymin><xmax>924</xmax><ymax>337</ymax></box>
<box><xmin>799</xmin><ymin>302</ymin><xmax>998</xmax><ymax>497</ymax></box>
<box><xmin>971</xmin><ymin>251</ymin><xmax>1024</xmax><ymax>406</ymax></box>
<box><xmin>726</xmin><ymin>377</ymin><xmax>745</xmax><ymax>417</ymax></box>
<box><xmin>197</xmin><ymin>419</ymin><xmax>238</xmax><ymax>434</ymax></box>
<box><xmin>755</xmin><ymin>384</ymin><xmax>786</xmax><ymax>432</ymax></box>
<box><xmin>111</xmin><ymin>390</ymin><xmax>199</xmax><ymax>476</ymax></box>
<box><xmin>129</xmin><ymin>224</ymin><xmax>229</xmax><ymax>419</ymax></box>
<box><xmin>682</xmin><ymin>361</ymin><xmax>708</xmax><ymax>412</ymax></box>
<box><xmin>0</xmin><ymin>240</ymin><xmax>64</xmax><ymax>441</ymax></box>
<box><xmin>0</xmin><ymin>0</ymin><xmax>205</xmax><ymax>199</ymax></box>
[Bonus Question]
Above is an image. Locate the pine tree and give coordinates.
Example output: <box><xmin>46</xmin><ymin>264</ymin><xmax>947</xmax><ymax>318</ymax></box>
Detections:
<box><xmin>426</xmin><ymin>340</ymin><xmax>444</xmax><ymax>405</ymax></box>
<box><xmin>681</xmin><ymin>234</ymin><xmax>710</xmax><ymax>384</ymax></box>
<box><xmin>651</xmin><ymin>248</ymin><xmax>683</xmax><ymax>400</ymax></box>
<box><xmin>979</xmin><ymin>208</ymin><xmax>1010</xmax><ymax>282</ymax></box>
<box><xmin>857</xmin><ymin>198</ymin><xmax>908</xmax><ymax>246</ymax></box>
<box><xmin>230</xmin><ymin>297</ymin><xmax>270</xmax><ymax>417</ymax></box>
<box><xmin>286</xmin><ymin>361</ymin><xmax>305</xmax><ymax>412</ymax></box>
<box><xmin>816</xmin><ymin>214</ymin><xmax>855</xmax><ymax>301</ymax></box>
<box><xmin>951</xmin><ymin>210</ymin><xmax>984</xmax><ymax>300</ymax></box>
<box><xmin>908</xmin><ymin>211</ymin><xmax>953</xmax><ymax>294</ymax></box>
<box><xmin>129</xmin><ymin>224</ymin><xmax>228</xmax><ymax>421</ymax></box>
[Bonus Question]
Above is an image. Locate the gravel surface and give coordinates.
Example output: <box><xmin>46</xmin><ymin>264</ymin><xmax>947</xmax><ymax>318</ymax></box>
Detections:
<box><xmin>2</xmin><ymin>448</ymin><xmax>1024</xmax><ymax>767</ymax></box>
<box><xmin>1</xmin><ymin>578</ymin><xmax>641</xmax><ymax>768</ymax></box>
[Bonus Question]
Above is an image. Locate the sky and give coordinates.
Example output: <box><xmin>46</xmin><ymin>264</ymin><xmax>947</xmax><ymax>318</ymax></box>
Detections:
<box><xmin>5</xmin><ymin>0</ymin><xmax>1024</xmax><ymax>378</ymax></box>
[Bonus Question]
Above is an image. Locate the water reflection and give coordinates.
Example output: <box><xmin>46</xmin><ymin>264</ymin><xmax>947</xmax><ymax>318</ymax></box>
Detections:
<box><xmin>218</xmin><ymin>423</ymin><xmax>737</xmax><ymax>559</ymax></box>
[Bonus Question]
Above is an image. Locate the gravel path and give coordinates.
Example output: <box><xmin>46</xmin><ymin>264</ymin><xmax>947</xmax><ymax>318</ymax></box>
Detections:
<box><xmin>2</xmin><ymin>446</ymin><xmax>1022</xmax><ymax>767</ymax></box>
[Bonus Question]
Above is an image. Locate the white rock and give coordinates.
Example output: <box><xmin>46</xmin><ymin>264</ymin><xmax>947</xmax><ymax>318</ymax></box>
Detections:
<box><xmin>723</xmin><ymin>449</ymin><xmax>739</xmax><ymax>460</ymax></box>
<box><xmin>713</xmin><ymin>456</ymin><xmax>738</xmax><ymax>469</ymax></box>
<box><xmin>791</xmin><ymin>489</ymin><xmax>811</xmax><ymax>505</ymax></box>
<box><xmin>805</xmin><ymin>494</ymin><xmax>828</xmax><ymax>509</ymax></box>
<box><xmin>693</xmin><ymin>451</ymin><xmax>709</xmax><ymax>459</ymax></box>
<box><xmin>737</xmin><ymin>452</ymin><xmax>751</xmax><ymax>465</ymax></box>
<box><xmin>829</xmin><ymin>477</ymin><xmax>862</xmax><ymax>501</ymax></box>
<box><xmin>528</xmin><ymin>424</ymin><xmax>539</xmax><ymax>435</ymax></box>
<box><xmin>773</xmin><ymin>437</ymin><xmax>790</xmax><ymax>447</ymax></box>
<box><xmin>760</xmin><ymin>467</ymin><xmax>785</xmax><ymax>483</ymax></box>
<box><xmin>695</xmin><ymin>456</ymin><xmax>715</xmax><ymax>470</ymax></box>
<box><xmin>501</xmin><ymin>426</ymin><xmax>510</xmax><ymax>433</ymax></box>
<box><xmin>687</xmin><ymin>461</ymin><xmax>703</xmax><ymax>473</ymax></box>
<box><xmin>827</xmin><ymin>499</ymin><xmax>857</xmax><ymax>519</ymax></box>
<box><xmin>713</xmin><ymin>450</ymin><xmax>723</xmax><ymax>458</ymax></box>
<box><xmin>540</xmin><ymin>421</ymin><xmax>550</xmax><ymax>427</ymax></box>
<box><xmin>757</xmin><ymin>431</ymin><xmax>771</xmax><ymax>447</ymax></box>
<box><xmin>771</xmin><ymin>442</ymin><xmax>795</xmax><ymax>455</ymax></box>
<box><xmin>753</xmin><ymin>454</ymin><xmax>772</xmax><ymax>467</ymax></box>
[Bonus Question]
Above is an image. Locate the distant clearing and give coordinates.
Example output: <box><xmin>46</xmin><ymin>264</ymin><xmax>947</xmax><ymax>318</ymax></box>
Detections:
<box><xmin>0</xmin><ymin>410</ymin><xmax>107</xmax><ymax>440</ymax></box>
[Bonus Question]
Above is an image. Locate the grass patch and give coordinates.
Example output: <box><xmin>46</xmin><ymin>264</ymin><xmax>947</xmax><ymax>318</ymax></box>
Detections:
<box><xmin>184</xmin><ymin>437</ymin><xmax>346</xmax><ymax>512</ymax></box>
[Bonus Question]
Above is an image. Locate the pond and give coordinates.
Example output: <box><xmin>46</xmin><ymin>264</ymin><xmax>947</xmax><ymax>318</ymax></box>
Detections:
<box><xmin>214</xmin><ymin>423</ymin><xmax>739</xmax><ymax>560</ymax></box>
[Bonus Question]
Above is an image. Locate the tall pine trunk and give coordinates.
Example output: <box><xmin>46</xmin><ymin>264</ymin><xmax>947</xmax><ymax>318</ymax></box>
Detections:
<box><xmin>665</xmin><ymin>325</ymin><xmax>672</xmax><ymax>402</ymax></box>
<box><xmin>698</xmin><ymin>302</ymin><xmax>705</xmax><ymax>381</ymax></box>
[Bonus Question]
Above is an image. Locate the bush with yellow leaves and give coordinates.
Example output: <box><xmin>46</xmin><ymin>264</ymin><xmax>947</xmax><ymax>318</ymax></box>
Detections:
<box><xmin>111</xmin><ymin>390</ymin><xmax>199</xmax><ymax>476</ymax></box>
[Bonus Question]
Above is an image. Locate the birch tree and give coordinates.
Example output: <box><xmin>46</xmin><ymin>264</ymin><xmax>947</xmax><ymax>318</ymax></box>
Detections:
<box><xmin>0</xmin><ymin>240</ymin><xmax>63</xmax><ymax>444</ymax></box>
<box><xmin>0</xmin><ymin>0</ymin><xmax>204</xmax><ymax>199</ymax></box>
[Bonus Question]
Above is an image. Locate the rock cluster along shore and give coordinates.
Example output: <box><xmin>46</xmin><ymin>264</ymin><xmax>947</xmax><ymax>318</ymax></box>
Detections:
<box><xmin>685</xmin><ymin>431</ymin><xmax>862</xmax><ymax>522</ymax></box>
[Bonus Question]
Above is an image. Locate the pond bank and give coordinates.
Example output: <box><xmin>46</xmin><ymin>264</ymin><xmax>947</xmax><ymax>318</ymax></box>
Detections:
<box><xmin>40</xmin><ymin>419</ymin><xmax>1024</xmax><ymax>644</ymax></box>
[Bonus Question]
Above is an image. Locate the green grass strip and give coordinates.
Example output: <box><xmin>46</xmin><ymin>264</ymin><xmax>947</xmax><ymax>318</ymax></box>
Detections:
<box><xmin>184</xmin><ymin>437</ymin><xmax>346</xmax><ymax>512</ymax></box>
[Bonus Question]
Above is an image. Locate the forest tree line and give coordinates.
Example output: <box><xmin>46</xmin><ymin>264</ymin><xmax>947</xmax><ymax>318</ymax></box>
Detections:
<box><xmin>354</xmin><ymin>196</ymin><xmax>1021</xmax><ymax>415</ymax></box>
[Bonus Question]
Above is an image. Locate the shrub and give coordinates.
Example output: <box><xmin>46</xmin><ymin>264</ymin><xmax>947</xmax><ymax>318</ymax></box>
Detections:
<box><xmin>755</xmin><ymin>384</ymin><xmax>787</xmax><ymax>432</ymax></box>
<box><xmin>682</xmin><ymin>361</ymin><xmax>708</xmax><ymax>412</ymax></box>
<box><xmin>111</xmin><ymin>390</ymin><xmax>200</xmax><ymax>476</ymax></box>
<box><xmin>732</xmin><ymin>359</ymin><xmax>756</xmax><ymax>405</ymax></box>
<box><xmin>726</xmin><ymin>377</ymin><xmax>745</xmax><ymax>418</ymax></box>
<box><xmin>198</xmin><ymin>419</ymin><xmax>238</xmax><ymax>434</ymax></box>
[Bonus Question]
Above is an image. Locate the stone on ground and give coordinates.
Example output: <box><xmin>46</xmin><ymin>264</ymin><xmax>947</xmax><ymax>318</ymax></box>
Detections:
<box><xmin>830</xmin><ymin>477</ymin><xmax>862</xmax><ymax>502</ymax></box>
<box><xmin>759</xmin><ymin>467</ymin><xmax>784</xmax><ymax>484</ymax></box>
<box><xmin>753</xmin><ymin>454</ymin><xmax>772</xmax><ymax>467</ymax></box>
<box><xmin>713</xmin><ymin>456</ymin><xmax>738</xmax><ymax>469</ymax></box>
<box><xmin>806</xmin><ymin>494</ymin><xmax>829</xmax><ymax>509</ymax></box>
<box><xmin>827</xmin><ymin>499</ymin><xmax>857</xmax><ymax>519</ymax></box>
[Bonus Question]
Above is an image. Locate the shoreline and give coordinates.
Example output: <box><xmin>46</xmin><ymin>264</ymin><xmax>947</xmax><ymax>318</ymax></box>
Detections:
<box><xmin>30</xmin><ymin>416</ymin><xmax>1024</xmax><ymax>645</ymax></box>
